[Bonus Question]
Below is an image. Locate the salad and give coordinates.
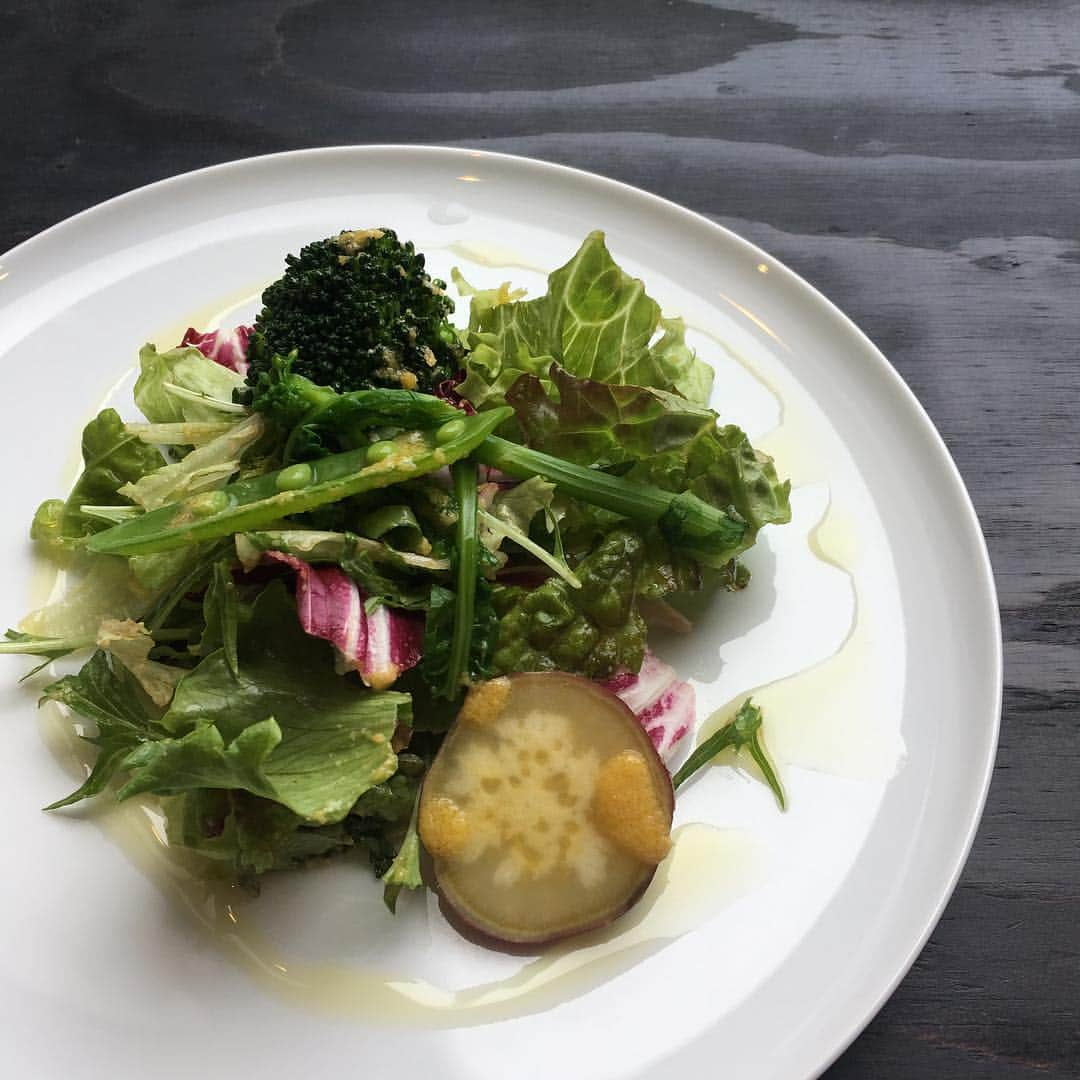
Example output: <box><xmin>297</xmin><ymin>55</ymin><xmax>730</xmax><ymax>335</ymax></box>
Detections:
<box><xmin>3</xmin><ymin>229</ymin><xmax>790</xmax><ymax>946</ymax></box>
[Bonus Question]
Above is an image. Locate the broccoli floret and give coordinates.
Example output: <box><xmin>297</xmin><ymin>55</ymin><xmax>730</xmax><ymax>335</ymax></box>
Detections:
<box><xmin>247</xmin><ymin>228</ymin><xmax>465</xmax><ymax>397</ymax></box>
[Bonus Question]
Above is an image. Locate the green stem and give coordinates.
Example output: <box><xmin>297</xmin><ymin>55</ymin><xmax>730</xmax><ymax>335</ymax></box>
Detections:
<box><xmin>86</xmin><ymin>409</ymin><xmax>511</xmax><ymax>556</ymax></box>
<box><xmin>445</xmin><ymin>461</ymin><xmax>479</xmax><ymax>699</ymax></box>
<box><xmin>163</xmin><ymin>382</ymin><xmax>248</xmax><ymax>415</ymax></box>
<box><xmin>672</xmin><ymin>698</ymin><xmax>786</xmax><ymax>809</ymax></box>
<box><xmin>474</xmin><ymin>435</ymin><xmax>747</xmax><ymax>564</ymax></box>
<box><xmin>477</xmin><ymin>508</ymin><xmax>581</xmax><ymax>589</ymax></box>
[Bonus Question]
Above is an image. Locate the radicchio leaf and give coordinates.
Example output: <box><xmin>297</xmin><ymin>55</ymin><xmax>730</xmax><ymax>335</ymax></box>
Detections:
<box><xmin>603</xmin><ymin>649</ymin><xmax>695</xmax><ymax>760</ymax></box>
<box><xmin>264</xmin><ymin>552</ymin><xmax>423</xmax><ymax>690</ymax></box>
<box><xmin>180</xmin><ymin>325</ymin><xmax>253</xmax><ymax>375</ymax></box>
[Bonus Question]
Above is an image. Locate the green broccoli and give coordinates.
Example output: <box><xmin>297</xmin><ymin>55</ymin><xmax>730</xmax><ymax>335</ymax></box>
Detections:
<box><xmin>247</xmin><ymin>228</ymin><xmax>465</xmax><ymax>398</ymax></box>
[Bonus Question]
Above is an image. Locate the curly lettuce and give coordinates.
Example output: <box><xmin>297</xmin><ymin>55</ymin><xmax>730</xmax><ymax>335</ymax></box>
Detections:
<box><xmin>457</xmin><ymin>231</ymin><xmax>715</xmax><ymax>410</ymax></box>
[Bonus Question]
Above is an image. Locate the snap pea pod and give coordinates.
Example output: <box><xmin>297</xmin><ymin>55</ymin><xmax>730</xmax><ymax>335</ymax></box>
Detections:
<box><xmin>87</xmin><ymin>408</ymin><xmax>512</xmax><ymax>556</ymax></box>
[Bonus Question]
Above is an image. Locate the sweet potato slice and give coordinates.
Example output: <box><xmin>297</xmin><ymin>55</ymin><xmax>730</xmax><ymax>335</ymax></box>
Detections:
<box><xmin>419</xmin><ymin>673</ymin><xmax>674</xmax><ymax>946</ymax></box>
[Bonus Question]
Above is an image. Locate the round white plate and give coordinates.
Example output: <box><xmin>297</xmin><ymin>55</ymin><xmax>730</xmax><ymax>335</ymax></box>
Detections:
<box><xmin>0</xmin><ymin>148</ymin><xmax>1000</xmax><ymax>1079</ymax></box>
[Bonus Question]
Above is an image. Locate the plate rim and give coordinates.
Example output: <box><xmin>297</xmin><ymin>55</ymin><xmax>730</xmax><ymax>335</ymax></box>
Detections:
<box><xmin>0</xmin><ymin>144</ymin><xmax>1003</xmax><ymax>1078</ymax></box>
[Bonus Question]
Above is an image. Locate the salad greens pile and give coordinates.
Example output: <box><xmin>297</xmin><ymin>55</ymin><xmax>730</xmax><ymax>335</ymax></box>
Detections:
<box><xmin>2</xmin><ymin>229</ymin><xmax>790</xmax><ymax>906</ymax></box>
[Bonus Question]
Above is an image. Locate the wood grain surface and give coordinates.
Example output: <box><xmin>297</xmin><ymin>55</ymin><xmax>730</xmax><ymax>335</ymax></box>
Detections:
<box><xmin>2</xmin><ymin>1</ymin><xmax>1077</xmax><ymax>1076</ymax></box>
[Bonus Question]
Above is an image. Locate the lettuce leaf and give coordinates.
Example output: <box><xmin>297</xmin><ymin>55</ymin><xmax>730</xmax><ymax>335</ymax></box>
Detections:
<box><xmin>118</xmin><ymin>582</ymin><xmax>408</xmax><ymax>824</ymax></box>
<box><xmin>490</xmin><ymin>528</ymin><xmax>648</xmax><ymax>679</ymax></box>
<box><xmin>508</xmin><ymin>364</ymin><xmax>791</xmax><ymax>558</ymax></box>
<box><xmin>119</xmin><ymin>414</ymin><xmax>265</xmax><ymax>511</ymax></box>
<box><xmin>134</xmin><ymin>343</ymin><xmax>246</xmax><ymax>424</ymax></box>
<box><xmin>95</xmin><ymin>618</ymin><xmax>185</xmax><ymax>707</ymax></box>
<box><xmin>458</xmin><ymin>232</ymin><xmax>714</xmax><ymax>408</ymax></box>
<box><xmin>20</xmin><ymin>554</ymin><xmax>153</xmax><ymax>640</ymax></box>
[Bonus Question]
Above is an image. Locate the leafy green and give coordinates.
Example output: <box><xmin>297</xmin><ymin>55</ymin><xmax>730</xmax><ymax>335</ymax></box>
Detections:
<box><xmin>129</xmin><ymin>547</ymin><xmax>198</xmax><ymax>595</ymax></box>
<box><xmin>197</xmin><ymin>560</ymin><xmax>240</xmax><ymax>674</ymax></box>
<box><xmin>420</xmin><ymin>576</ymin><xmax>497</xmax><ymax>705</ymax></box>
<box><xmin>491</xmin><ymin>528</ymin><xmax>648</xmax><ymax>679</ymax></box>
<box><xmin>458</xmin><ymin>232</ymin><xmax>714</xmax><ymax>409</ymax></box>
<box><xmin>350</xmin><ymin>770</ymin><xmax>421</xmax><ymax>824</ymax></box>
<box><xmin>238</xmin><ymin>530</ymin><xmax>438</xmax><ymax>610</ymax></box>
<box><xmin>166</xmin><ymin>789</ymin><xmax>350</xmax><ymax>878</ymax></box>
<box><xmin>508</xmin><ymin>364</ymin><xmax>791</xmax><ymax>555</ymax></box>
<box><xmin>95</xmin><ymin>618</ymin><xmax>185</xmax><ymax>707</ymax></box>
<box><xmin>356</xmin><ymin>504</ymin><xmax>431</xmax><ymax>555</ymax></box>
<box><xmin>141</xmin><ymin>541</ymin><xmax>232</xmax><ymax>634</ymax></box>
<box><xmin>671</xmin><ymin>698</ymin><xmax>786</xmax><ymax>808</ymax></box>
<box><xmin>118</xmin><ymin>583</ymin><xmax>408</xmax><ymax>824</ymax></box>
<box><xmin>119</xmin><ymin>414</ymin><xmax>266</xmax><ymax>511</ymax></box>
<box><xmin>134</xmin><ymin>343</ymin><xmax>245</xmax><ymax>424</ymax></box>
<box><xmin>20</xmin><ymin>554</ymin><xmax>153</xmax><ymax>641</ymax></box>
<box><xmin>39</xmin><ymin>650</ymin><xmax>165</xmax><ymax>809</ymax></box>
<box><xmin>442</xmin><ymin>462</ymin><xmax>480</xmax><ymax>698</ymax></box>
<box><xmin>31</xmin><ymin>409</ymin><xmax>163</xmax><ymax>548</ymax></box>
<box><xmin>381</xmin><ymin>790</ymin><xmax>423</xmax><ymax>913</ymax></box>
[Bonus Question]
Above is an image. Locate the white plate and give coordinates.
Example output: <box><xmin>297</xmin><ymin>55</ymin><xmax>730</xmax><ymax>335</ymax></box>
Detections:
<box><xmin>0</xmin><ymin>147</ymin><xmax>1000</xmax><ymax>1079</ymax></box>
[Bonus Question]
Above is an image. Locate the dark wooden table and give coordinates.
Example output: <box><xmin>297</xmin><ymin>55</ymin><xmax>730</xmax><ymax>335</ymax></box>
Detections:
<box><xmin>3</xmin><ymin>2</ymin><xmax>1077</xmax><ymax>1076</ymax></box>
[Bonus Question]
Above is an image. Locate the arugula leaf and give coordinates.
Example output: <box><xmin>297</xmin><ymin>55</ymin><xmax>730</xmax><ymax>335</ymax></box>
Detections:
<box><xmin>119</xmin><ymin>582</ymin><xmax>408</xmax><ymax>824</ymax></box>
<box><xmin>671</xmin><ymin>698</ymin><xmax>786</xmax><ymax>809</ymax></box>
<box><xmin>39</xmin><ymin>650</ymin><xmax>165</xmax><ymax>809</ymax></box>
<box><xmin>197</xmin><ymin>560</ymin><xmax>240</xmax><ymax>675</ymax></box>
<box><xmin>31</xmin><ymin>409</ymin><xmax>163</xmax><ymax>548</ymax></box>
<box><xmin>382</xmin><ymin>790</ymin><xmax>423</xmax><ymax>913</ymax></box>
<box><xmin>134</xmin><ymin>343</ymin><xmax>246</xmax><ymax>424</ymax></box>
<box><xmin>458</xmin><ymin>232</ymin><xmax>715</xmax><ymax>408</ymax></box>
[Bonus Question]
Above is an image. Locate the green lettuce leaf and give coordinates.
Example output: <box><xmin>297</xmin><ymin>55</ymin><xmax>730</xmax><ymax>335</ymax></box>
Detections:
<box><xmin>134</xmin><ymin>343</ymin><xmax>246</xmax><ymax>424</ymax></box>
<box><xmin>458</xmin><ymin>232</ymin><xmax>714</xmax><ymax>408</ymax></box>
<box><xmin>118</xmin><ymin>582</ymin><xmax>408</xmax><ymax>824</ymax></box>
<box><xmin>508</xmin><ymin>364</ymin><xmax>791</xmax><ymax>559</ymax></box>
<box><xmin>119</xmin><ymin>414</ymin><xmax>265</xmax><ymax>511</ymax></box>
<box><xmin>491</xmin><ymin>528</ymin><xmax>648</xmax><ymax>679</ymax></box>
<box><xmin>20</xmin><ymin>554</ymin><xmax>153</xmax><ymax>641</ymax></box>
<box><xmin>31</xmin><ymin>409</ymin><xmax>164</xmax><ymax>548</ymax></box>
